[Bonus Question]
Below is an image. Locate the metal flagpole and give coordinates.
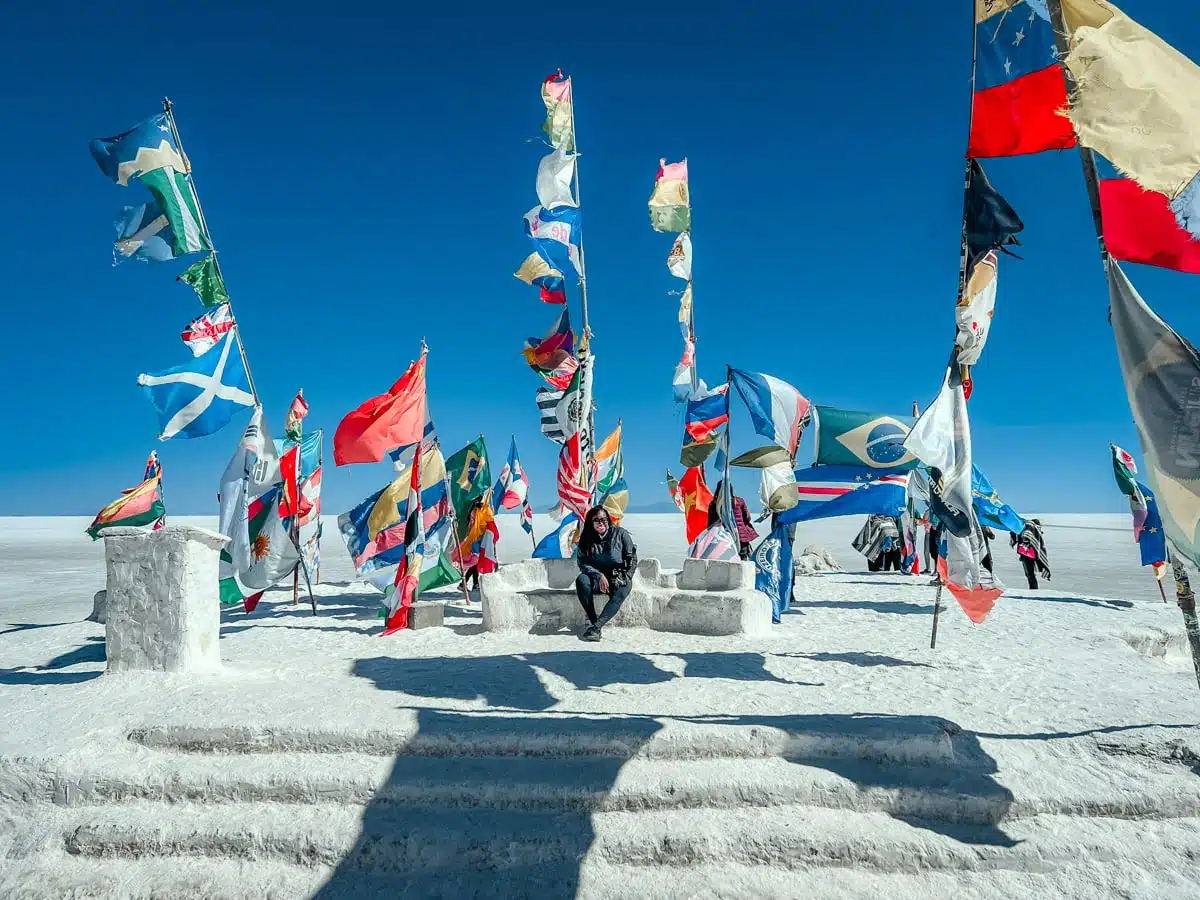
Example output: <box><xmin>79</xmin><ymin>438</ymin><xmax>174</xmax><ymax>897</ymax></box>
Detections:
<box><xmin>161</xmin><ymin>98</ymin><xmax>261</xmax><ymax>406</ymax></box>
<box><xmin>564</xmin><ymin>79</ymin><xmax>597</xmax><ymax>468</ymax></box>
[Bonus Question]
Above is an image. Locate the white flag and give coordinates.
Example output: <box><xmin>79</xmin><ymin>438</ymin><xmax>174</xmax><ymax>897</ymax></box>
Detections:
<box><xmin>535</xmin><ymin>150</ymin><xmax>578</xmax><ymax>210</ymax></box>
<box><xmin>667</xmin><ymin>232</ymin><xmax>692</xmax><ymax>280</ymax></box>
<box><xmin>955</xmin><ymin>251</ymin><xmax>998</xmax><ymax>367</ymax></box>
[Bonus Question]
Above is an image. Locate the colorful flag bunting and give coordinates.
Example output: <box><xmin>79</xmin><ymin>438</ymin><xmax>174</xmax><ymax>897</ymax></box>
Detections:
<box><xmin>779</xmin><ymin>466</ymin><xmax>908</xmax><ymax>524</ymax></box>
<box><xmin>138</xmin><ymin>330</ymin><xmax>253</xmax><ymax>441</ymax></box>
<box><xmin>536</xmin><ymin>149</ymin><xmax>578</xmax><ymax>210</ymax></box>
<box><xmin>541</xmin><ymin>70</ymin><xmax>575</xmax><ymax>152</ymax></box>
<box><xmin>969</xmin><ymin>0</ymin><xmax>1076</xmax><ymax>158</ymax></box>
<box><xmin>333</xmin><ymin>351</ymin><xmax>427</xmax><ymax>466</ymax></box>
<box><xmin>649</xmin><ymin>158</ymin><xmax>690</xmax><ymax>233</ymax></box>
<box><xmin>956</xmin><ymin>250</ymin><xmax>998</xmax><ymax>367</ymax></box>
<box><xmin>514</xmin><ymin>252</ymin><xmax>567</xmax><ymax>304</ymax></box>
<box><xmin>1108</xmin><ymin>257</ymin><xmax>1200</xmax><ymax>568</ymax></box>
<box><xmin>813</xmin><ymin>406</ymin><xmax>919</xmax><ymax>471</ymax></box>
<box><xmin>524</xmin><ymin>205</ymin><xmax>583</xmax><ymax>277</ymax></box>
<box><xmin>180</xmin><ymin>303</ymin><xmax>235</xmax><ymax>357</ymax></box>
<box><xmin>177</xmin><ymin>255</ymin><xmax>229</xmax><ymax>307</ymax></box>
<box><xmin>113</xmin><ymin>200</ymin><xmax>176</xmax><ymax>264</ymax></box>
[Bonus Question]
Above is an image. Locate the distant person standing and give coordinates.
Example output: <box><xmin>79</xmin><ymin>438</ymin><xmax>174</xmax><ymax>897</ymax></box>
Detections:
<box><xmin>981</xmin><ymin>526</ymin><xmax>996</xmax><ymax>574</ymax></box>
<box><xmin>1011</xmin><ymin>519</ymin><xmax>1051</xmax><ymax>589</ymax></box>
<box><xmin>708</xmin><ymin>481</ymin><xmax>758</xmax><ymax>560</ymax></box>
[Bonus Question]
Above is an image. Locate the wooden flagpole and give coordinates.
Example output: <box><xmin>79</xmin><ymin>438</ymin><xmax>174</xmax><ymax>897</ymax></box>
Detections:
<box><xmin>161</xmin><ymin>98</ymin><xmax>260</xmax><ymax>406</ymax></box>
<box><xmin>930</xmin><ymin>582</ymin><xmax>944</xmax><ymax>649</ymax></box>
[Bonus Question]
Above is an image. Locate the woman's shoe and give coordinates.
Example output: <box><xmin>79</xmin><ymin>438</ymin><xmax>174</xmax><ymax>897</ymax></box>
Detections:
<box><xmin>581</xmin><ymin>625</ymin><xmax>602</xmax><ymax>642</ymax></box>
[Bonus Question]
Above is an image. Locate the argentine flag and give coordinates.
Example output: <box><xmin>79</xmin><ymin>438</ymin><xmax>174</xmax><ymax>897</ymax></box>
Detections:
<box><xmin>138</xmin><ymin>330</ymin><xmax>254</xmax><ymax>440</ymax></box>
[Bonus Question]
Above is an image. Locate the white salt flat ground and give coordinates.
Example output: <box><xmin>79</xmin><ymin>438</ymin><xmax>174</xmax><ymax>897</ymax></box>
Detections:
<box><xmin>1</xmin><ymin>514</ymin><xmax>1199</xmax><ymax>898</ymax></box>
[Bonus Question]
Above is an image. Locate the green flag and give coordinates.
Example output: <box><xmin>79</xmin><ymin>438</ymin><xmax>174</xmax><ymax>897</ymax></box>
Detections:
<box><xmin>139</xmin><ymin>167</ymin><xmax>210</xmax><ymax>257</ymax></box>
<box><xmin>445</xmin><ymin>437</ymin><xmax>491</xmax><ymax>542</ymax></box>
<box><xmin>813</xmin><ymin>405</ymin><xmax>920</xmax><ymax>471</ymax></box>
<box><xmin>178</xmin><ymin>254</ymin><xmax>229</xmax><ymax>307</ymax></box>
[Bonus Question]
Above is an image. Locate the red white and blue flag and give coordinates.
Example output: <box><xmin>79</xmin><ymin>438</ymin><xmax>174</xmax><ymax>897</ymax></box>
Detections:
<box><xmin>180</xmin><ymin>303</ymin><xmax>235</xmax><ymax>357</ymax></box>
<box><xmin>969</xmin><ymin>0</ymin><xmax>1076</xmax><ymax>159</ymax></box>
<box><xmin>382</xmin><ymin>442</ymin><xmax>424</xmax><ymax>635</ymax></box>
<box><xmin>556</xmin><ymin>431</ymin><xmax>594</xmax><ymax>520</ymax></box>
<box><xmin>492</xmin><ymin>437</ymin><xmax>536</xmax><ymax>540</ymax></box>
<box><xmin>778</xmin><ymin>466</ymin><xmax>909</xmax><ymax>524</ymax></box>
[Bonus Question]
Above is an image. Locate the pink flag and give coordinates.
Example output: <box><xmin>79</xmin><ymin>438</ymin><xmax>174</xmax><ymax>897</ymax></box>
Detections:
<box><xmin>180</xmin><ymin>304</ymin><xmax>235</xmax><ymax>357</ymax></box>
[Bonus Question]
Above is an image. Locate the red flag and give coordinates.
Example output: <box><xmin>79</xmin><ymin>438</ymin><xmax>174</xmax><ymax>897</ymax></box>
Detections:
<box><xmin>334</xmin><ymin>352</ymin><xmax>428</xmax><ymax>466</ymax></box>
<box><xmin>278</xmin><ymin>446</ymin><xmax>312</xmax><ymax>521</ymax></box>
<box><xmin>382</xmin><ymin>443</ymin><xmax>424</xmax><ymax>635</ymax></box>
<box><xmin>556</xmin><ymin>432</ymin><xmax>594</xmax><ymax>520</ymax></box>
<box><xmin>1101</xmin><ymin>179</ymin><xmax>1200</xmax><ymax>275</ymax></box>
<box><xmin>937</xmin><ymin>554</ymin><xmax>1001</xmax><ymax>625</ymax></box>
<box><xmin>679</xmin><ymin>466</ymin><xmax>712</xmax><ymax>544</ymax></box>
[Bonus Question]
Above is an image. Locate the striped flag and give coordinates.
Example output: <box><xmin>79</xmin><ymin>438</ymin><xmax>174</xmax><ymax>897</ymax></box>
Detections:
<box><xmin>779</xmin><ymin>465</ymin><xmax>909</xmax><ymax>525</ymax></box>
<box><xmin>382</xmin><ymin>442</ymin><xmax>424</xmax><ymax>635</ymax></box>
<box><xmin>180</xmin><ymin>303</ymin><xmax>235</xmax><ymax>357</ymax></box>
<box><xmin>556</xmin><ymin>432</ymin><xmax>594</xmax><ymax>519</ymax></box>
<box><xmin>536</xmin><ymin>367</ymin><xmax>583</xmax><ymax>444</ymax></box>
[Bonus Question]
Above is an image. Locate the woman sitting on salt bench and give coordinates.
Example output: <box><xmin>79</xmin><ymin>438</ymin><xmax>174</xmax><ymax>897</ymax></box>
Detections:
<box><xmin>575</xmin><ymin>506</ymin><xmax>638</xmax><ymax>642</ymax></box>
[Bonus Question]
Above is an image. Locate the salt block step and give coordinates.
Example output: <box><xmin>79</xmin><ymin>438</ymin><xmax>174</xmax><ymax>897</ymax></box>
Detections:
<box><xmin>51</xmin><ymin>801</ymin><xmax>1200</xmax><ymax>877</ymax></box>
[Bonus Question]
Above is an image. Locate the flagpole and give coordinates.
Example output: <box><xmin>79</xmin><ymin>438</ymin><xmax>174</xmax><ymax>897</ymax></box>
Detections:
<box><xmin>930</xmin><ymin>581</ymin><xmax>944</xmax><ymax>649</ymax></box>
<box><xmin>161</xmin><ymin>98</ymin><xmax>261</xmax><ymax>406</ymax></box>
<box><xmin>564</xmin><ymin>79</ymin><xmax>597</xmax><ymax>468</ymax></box>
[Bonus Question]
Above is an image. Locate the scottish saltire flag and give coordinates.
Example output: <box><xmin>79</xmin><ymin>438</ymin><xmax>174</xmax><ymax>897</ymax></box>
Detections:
<box><xmin>524</xmin><ymin>205</ymin><xmax>583</xmax><ymax>277</ymax></box>
<box><xmin>754</xmin><ymin>522</ymin><xmax>794</xmax><ymax>623</ymax></box>
<box><xmin>492</xmin><ymin>437</ymin><xmax>531</xmax><ymax>511</ymax></box>
<box><xmin>181</xmin><ymin>304</ymin><xmax>235</xmax><ymax>357</ymax></box>
<box><xmin>814</xmin><ymin>406</ymin><xmax>919</xmax><ymax>471</ymax></box>
<box><xmin>688</xmin><ymin>524</ymin><xmax>739</xmax><ymax>561</ymax></box>
<box><xmin>971</xmin><ymin>465</ymin><xmax>1025</xmax><ymax>534</ymax></box>
<box><xmin>778</xmin><ymin>466</ymin><xmax>908</xmax><ymax>524</ymax></box>
<box><xmin>533</xmin><ymin>513</ymin><xmax>579</xmax><ymax>559</ymax></box>
<box><xmin>113</xmin><ymin>201</ymin><xmax>175</xmax><ymax>263</ymax></box>
<box><xmin>969</xmin><ymin>0</ymin><xmax>1075</xmax><ymax>158</ymax></box>
<box><xmin>514</xmin><ymin>253</ymin><xmax>567</xmax><ymax>304</ymax></box>
<box><xmin>138</xmin><ymin>330</ymin><xmax>253</xmax><ymax>440</ymax></box>
<box><xmin>729</xmin><ymin>368</ymin><xmax>810</xmax><ymax>457</ymax></box>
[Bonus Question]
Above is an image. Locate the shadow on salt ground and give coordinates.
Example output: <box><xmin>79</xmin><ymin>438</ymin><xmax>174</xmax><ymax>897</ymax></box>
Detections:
<box><xmin>792</xmin><ymin>599</ymin><xmax>931</xmax><ymax>616</ymax></box>
<box><xmin>311</xmin><ymin>708</ymin><xmax>663</xmax><ymax>899</ymax></box>
<box><xmin>0</xmin><ymin>637</ymin><xmax>105</xmax><ymax>686</ymax></box>
<box><xmin>0</xmin><ymin>621</ymin><xmax>81</xmax><ymax>636</ymax></box>
<box><xmin>974</xmin><ymin>722</ymin><xmax>1199</xmax><ymax>741</ymax></box>
<box><xmin>780</xmin><ymin>651</ymin><xmax>933</xmax><ymax>669</ymax></box>
<box><xmin>1004</xmin><ymin>594</ymin><xmax>1135</xmax><ymax>611</ymax></box>
<box><xmin>673</xmin><ymin>651</ymin><xmax>823</xmax><ymax>685</ymax></box>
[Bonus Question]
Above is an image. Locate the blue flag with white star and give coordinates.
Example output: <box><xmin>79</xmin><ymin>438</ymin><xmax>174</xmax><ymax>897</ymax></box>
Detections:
<box><xmin>1138</xmin><ymin>481</ymin><xmax>1168</xmax><ymax>567</ymax></box>
<box><xmin>138</xmin><ymin>330</ymin><xmax>254</xmax><ymax>441</ymax></box>
<box><xmin>971</xmin><ymin>465</ymin><xmax>1026</xmax><ymax>534</ymax></box>
<box><xmin>90</xmin><ymin>113</ymin><xmax>187</xmax><ymax>186</ymax></box>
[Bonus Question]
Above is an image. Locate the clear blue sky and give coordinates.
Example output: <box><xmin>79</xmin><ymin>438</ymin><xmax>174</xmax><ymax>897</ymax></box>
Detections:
<box><xmin>1</xmin><ymin>0</ymin><xmax>1197</xmax><ymax>517</ymax></box>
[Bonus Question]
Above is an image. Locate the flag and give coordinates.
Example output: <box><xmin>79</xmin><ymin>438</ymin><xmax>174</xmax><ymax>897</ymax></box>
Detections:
<box><xmin>1111</xmin><ymin>442</ymin><xmax>1143</xmax><ymax>502</ymax></box>
<box><xmin>599</xmin><ymin>477</ymin><xmax>629</xmax><ymax>525</ymax></box>
<box><xmin>956</xmin><ymin>250</ymin><xmax>999</xmax><ymax>367</ymax></box>
<box><xmin>1108</xmin><ymin>257</ymin><xmax>1200</xmax><ymax>568</ymax></box>
<box><xmin>666</xmin><ymin>469</ymin><xmax>685</xmax><ymax>512</ymax></box>
<box><xmin>778</xmin><ymin>466</ymin><xmax>908</xmax><ymax>524</ymax></box>
<box><xmin>143</xmin><ymin>450</ymin><xmax>161</xmax><ymax>481</ymax></box>
<box><xmin>138</xmin><ymin>167</ymin><xmax>209</xmax><ymax>257</ymax></box>
<box><xmin>1062</xmin><ymin>0</ymin><xmax>1200</xmax><ymax>203</ymax></box>
<box><xmin>180</xmin><ymin>303</ymin><xmax>235</xmax><ymax>357</ymax></box>
<box><xmin>758</xmin><ymin>460</ymin><xmax>799</xmax><ymax>513</ymax></box>
<box><xmin>177</xmin><ymin>255</ymin><xmax>229</xmax><ymax>307</ymax></box>
<box><xmin>729</xmin><ymin>368</ymin><xmax>810</xmax><ymax>458</ymax></box>
<box><xmin>514</xmin><ymin>253</ymin><xmax>567</xmax><ymax>304</ymax></box>
<box><xmin>541</xmin><ymin>70</ymin><xmax>575</xmax><ymax>152</ymax></box>
<box><xmin>138</xmin><ymin>330</ymin><xmax>253</xmax><ymax>441</ymax></box>
<box><xmin>536</xmin><ymin>366</ymin><xmax>584</xmax><ymax>444</ymax></box>
<box><xmin>218</xmin><ymin>486</ymin><xmax>300</xmax><ymax>613</ymax></box>
<box><xmin>556</xmin><ymin>431</ymin><xmax>594</xmax><ymax>520</ymax></box>
<box><xmin>649</xmin><ymin>158</ymin><xmax>690</xmax><ymax>233</ymax></box>
<box><xmin>334</xmin><ymin>351</ymin><xmax>427</xmax><ymax>465</ymax></box>
<box><xmin>813</xmin><ymin>406</ymin><xmax>919</xmax><ymax>470</ymax></box>
<box><xmin>1100</xmin><ymin>178</ymin><xmax>1200</xmax><ymax>275</ymax></box>
<box><xmin>673</xmin><ymin>340</ymin><xmax>695</xmax><ymax>403</ymax></box>
<box><xmin>594</xmin><ymin>423</ymin><xmax>624</xmax><ymax>497</ymax></box>
<box><xmin>523</xmin><ymin>308</ymin><xmax>576</xmax><ymax>376</ymax></box>
<box><xmin>285</xmin><ymin>390</ymin><xmax>308</xmax><ymax>443</ymax></box>
<box><xmin>492</xmin><ymin>437</ymin><xmax>531</xmax><ymax>511</ymax></box>
<box><xmin>667</xmin><ymin>233</ymin><xmax>692</xmax><ymax>280</ymax></box>
<box><xmin>754</xmin><ymin>522</ymin><xmax>794</xmax><ymax>623</ymax></box>
<box><xmin>966</xmin><ymin>159</ymin><xmax>1024</xmax><ymax>271</ymax></box>
<box><xmin>679</xmin><ymin>466</ymin><xmax>713</xmax><ymax>544</ymax></box>
<box><xmin>86</xmin><ymin>469</ymin><xmax>165</xmax><ymax>540</ymax></box>
<box><xmin>536</xmin><ymin>149</ymin><xmax>577</xmax><ymax>209</ymax></box>
<box><xmin>279</xmin><ymin>444</ymin><xmax>313</xmax><ymax>522</ymax></box>
<box><xmin>969</xmin><ymin>0</ymin><xmax>1076</xmax><ymax>158</ymax></box>
<box><xmin>388</xmin><ymin>410</ymin><xmax>438</xmax><ymax>472</ymax></box>
<box><xmin>90</xmin><ymin>113</ymin><xmax>186</xmax><ymax>184</ymax></box>
<box><xmin>1135</xmin><ymin>482</ymin><xmax>1169</xmax><ymax>567</ymax></box>
<box><xmin>460</xmin><ymin>486</ymin><xmax>501</xmax><ymax>574</ymax></box>
<box><xmin>524</xmin><ymin>205</ymin><xmax>583</xmax><ymax>277</ymax></box>
<box><xmin>678</xmin><ymin>284</ymin><xmax>693</xmax><ymax>339</ymax></box>
<box><xmin>906</xmin><ymin>367</ymin><xmax>1003</xmax><ymax>620</ymax></box>
<box><xmin>681</xmin><ymin>382</ymin><xmax>728</xmax><ymax>468</ymax></box>
<box><xmin>533</xmin><ymin>513</ymin><xmax>579</xmax><ymax>559</ymax></box>
<box><xmin>688</xmin><ymin>524</ymin><xmax>739</xmax><ymax>561</ymax></box>
<box><xmin>972</xmin><ymin>465</ymin><xmax>1026</xmax><ymax>534</ymax></box>
<box><xmin>113</xmin><ymin>201</ymin><xmax>176</xmax><ymax>264</ymax></box>
<box><xmin>447</xmin><ymin>436</ymin><xmax>491</xmax><ymax>542</ymax></box>
<box><xmin>381</xmin><ymin>443</ymin><xmax>425</xmax><ymax>634</ymax></box>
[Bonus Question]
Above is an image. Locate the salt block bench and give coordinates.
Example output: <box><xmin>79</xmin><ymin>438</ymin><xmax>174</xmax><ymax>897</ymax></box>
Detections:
<box><xmin>480</xmin><ymin>557</ymin><xmax>771</xmax><ymax>636</ymax></box>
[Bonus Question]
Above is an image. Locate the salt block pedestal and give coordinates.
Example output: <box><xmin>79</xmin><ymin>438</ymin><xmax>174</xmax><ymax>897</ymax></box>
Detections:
<box><xmin>102</xmin><ymin>525</ymin><xmax>228</xmax><ymax>674</ymax></box>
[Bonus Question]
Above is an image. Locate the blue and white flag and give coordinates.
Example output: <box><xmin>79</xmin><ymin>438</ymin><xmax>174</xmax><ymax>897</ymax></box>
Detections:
<box><xmin>138</xmin><ymin>330</ymin><xmax>254</xmax><ymax>441</ymax></box>
<box><xmin>1137</xmin><ymin>481</ymin><xmax>1168</xmax><ymax>568</ymax></box>
<box><xmin>971</xmin><ymin>465</ymin><xmax>1025</xmax><ymax>534</ymax></box>
<box><xmin>90</xmin><ymin>113</ymin><xmax>186</xmax><ymax>186</ymax></box>
<box><xmin>524</xmin><ymin>205</ymin><xmax>583</xmax><ymax>277</ymax></box>
<box><xmin>729</xmin><ymin>368</ymin><xmax>810</xmax><ymax>457</ymax></box>
<box><xmin>533</xmin><ymin>513</ymin><xmax>579</xmax><ymax>559</ymax></box>
<box><xmin>113</xmin><ymin>201</ymin><xmax>176</xmax><ymax>263</ymax></box>
<box><xmin>778</xmin><ymin>465</ymin><xmax>908</xmax><ymax>524</ymax></box>
<box><xmin>754</xmin><ymin>522</ymin><xmax>794</xmax><ymax>623</ymax></box>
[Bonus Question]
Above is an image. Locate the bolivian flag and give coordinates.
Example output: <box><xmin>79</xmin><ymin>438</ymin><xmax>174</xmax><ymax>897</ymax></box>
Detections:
<box><xmin>86</xmin><ymin>473</ymin><xmax>165</xmax><ymax>540</ymax></box>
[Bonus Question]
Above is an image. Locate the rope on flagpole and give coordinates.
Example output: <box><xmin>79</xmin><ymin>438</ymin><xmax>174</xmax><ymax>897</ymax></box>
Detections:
<box><xmin>161</xmin><ymin>98</ymin><xmax>261</xmax><ymax>406</ymax></box>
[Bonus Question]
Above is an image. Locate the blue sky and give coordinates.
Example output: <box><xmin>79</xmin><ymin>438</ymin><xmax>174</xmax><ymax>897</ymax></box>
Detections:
<box><xmin>1</xmin><ymin>0</ymin><xmax>1197</xmax><ymax>517</ymax></box>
